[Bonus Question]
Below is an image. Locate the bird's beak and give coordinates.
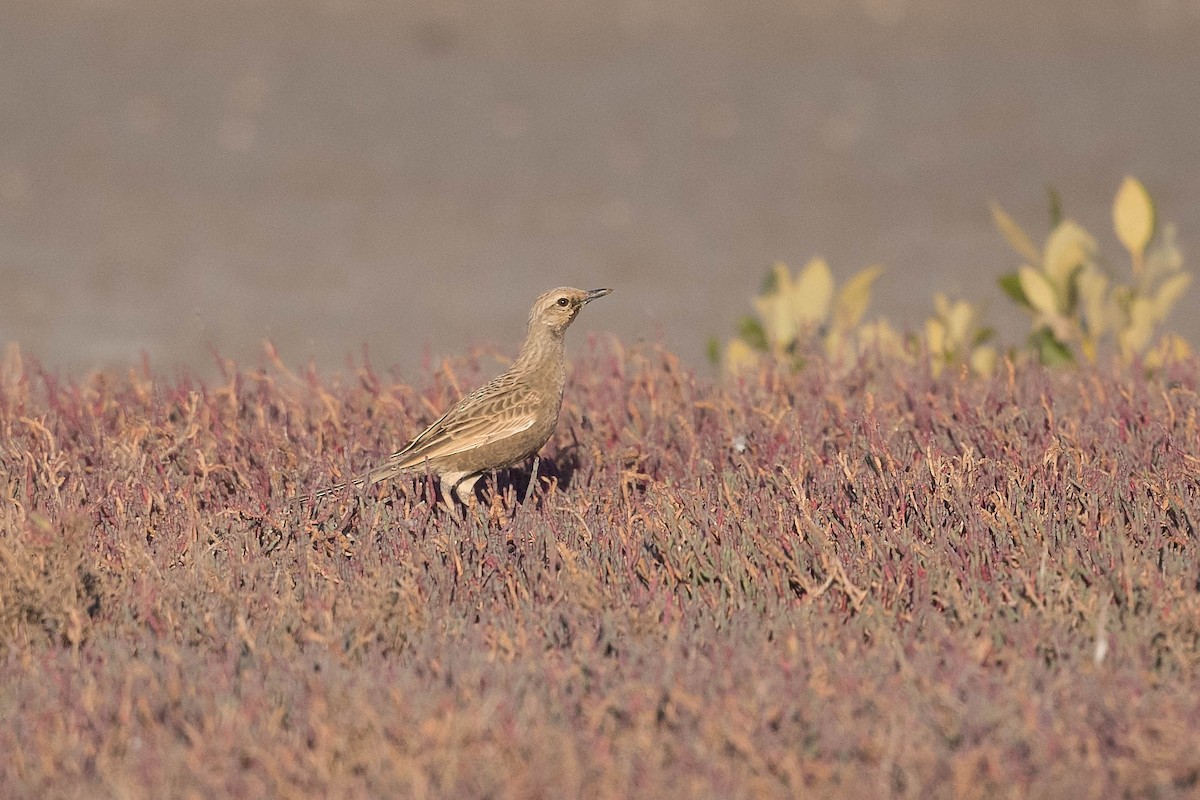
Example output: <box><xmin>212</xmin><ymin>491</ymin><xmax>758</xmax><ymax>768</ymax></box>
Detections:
<box><xmin>584</xmin><ymin>288</ymin><xmax>612</xmax><ymax>304</ymax></box>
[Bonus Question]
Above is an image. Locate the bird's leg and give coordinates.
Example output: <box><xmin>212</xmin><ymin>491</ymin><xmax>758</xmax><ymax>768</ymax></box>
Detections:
<box><xmin>453</xmin><ymin>473</ymin><xmax>482</xmax><ymax>510</ymax></box>
<box><xmin>459</xmin><ymin>474</ymin><xmax>492</xmax><ymax>526</ymax></box>
<box><xmin>523</xmin><ymin>456</ymin><xmax>540</xmax><ymax>505</ymax></box>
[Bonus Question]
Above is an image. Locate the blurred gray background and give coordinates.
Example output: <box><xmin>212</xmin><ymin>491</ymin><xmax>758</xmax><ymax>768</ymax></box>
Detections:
<box><xmin>2</xmin><ymin>0</ymin><xmax>1198</xmax><ymax>377</ymax></box>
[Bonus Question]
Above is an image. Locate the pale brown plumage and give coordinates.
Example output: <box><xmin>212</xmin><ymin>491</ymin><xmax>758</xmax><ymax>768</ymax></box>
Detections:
<box><xmin>304</xmin><ymin>286</ymin><xmax>611</xmax><ymax>505</ymax></box>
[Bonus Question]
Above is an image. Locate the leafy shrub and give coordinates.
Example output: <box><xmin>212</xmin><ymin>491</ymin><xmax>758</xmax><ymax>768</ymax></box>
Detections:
<box><xmin>719</xmin><ymin>177</ymin><xmax>1191</xmax><ymax>376</ymax></box>
<box><xmin>993</xmin><ymin>176</ymin><xmax>1191</xmax><ymax>367</ymax></box>
<box><xmin>720</xmin><ymin>258</ymin><xmax>898</xmax><ymax>374</ymax></box>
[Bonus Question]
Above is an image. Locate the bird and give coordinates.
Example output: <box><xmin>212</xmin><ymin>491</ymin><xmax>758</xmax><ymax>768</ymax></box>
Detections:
<box><xmin>303</xmin><ymin>286</ymin><xmax>611</xmax><ymax>507</ymax></box>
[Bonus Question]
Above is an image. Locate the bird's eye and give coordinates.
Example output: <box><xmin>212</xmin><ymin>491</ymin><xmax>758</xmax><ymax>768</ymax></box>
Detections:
<box><xmin>556</xmin><ymin>297</ymin><xmax>570</xmax><ymax>307</ymax></box>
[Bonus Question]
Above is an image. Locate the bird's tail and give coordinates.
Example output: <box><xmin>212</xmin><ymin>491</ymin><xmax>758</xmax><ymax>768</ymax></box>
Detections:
<box><xmin>296</xmin><ymin>461</ymin><xmax>410</xmax><ymax>505</ymax></box>
<box><xmin>296</xmin><ymin>471</ymin><xmax>374</xmax><ymax>505</ymax></box>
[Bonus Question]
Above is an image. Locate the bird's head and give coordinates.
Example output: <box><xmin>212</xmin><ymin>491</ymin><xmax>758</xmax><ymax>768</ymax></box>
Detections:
<box><xmin>528</xmin><ymin>287</ymin><xmax>611</xmax><ymax>336</ymax></box>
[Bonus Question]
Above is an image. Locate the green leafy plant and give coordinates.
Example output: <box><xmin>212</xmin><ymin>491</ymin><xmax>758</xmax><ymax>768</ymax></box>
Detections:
<box><xmin>722</xmin><ymin>258</ymin><xmax>895</xmax><ymax>374</ymax></box>
<box><xmin>993</xmin><ymin>176</ymin><xmax>1191</xmax><ymax>367</ymax></box>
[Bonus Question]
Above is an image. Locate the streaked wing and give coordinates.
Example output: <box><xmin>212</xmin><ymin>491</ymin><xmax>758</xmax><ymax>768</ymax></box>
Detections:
<box><xmin>385</xmin><ymin>379</ymin><xmax>543</xmax><ymax>469</ymax></box>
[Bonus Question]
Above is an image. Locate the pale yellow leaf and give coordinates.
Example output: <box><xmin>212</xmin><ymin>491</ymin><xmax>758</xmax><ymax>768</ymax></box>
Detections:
<box><xmin>823</xmin><ymin>328</ymin><xmax>849</xmax><ymax>363</ymax></box>
<box><xmin>945</xmin><ymin>299</ymin><xmax>974</xmax><ymax>347</ymax></box>
<box><xmin>1143</xmin><ymin>223</ymin><xmax>1183</xmax><ymax>285</ymax></box>
<box><xmin>1043</xmin><ymin>220</ymin><xmax>1096</xmax><ymax>293</ymax></box>
<box><xmin>969</xmin><ymin>346</ymin><xmax>997</xmax><ymax>377</ymax></box>
<box><xmin>1045</xmin><ymin>311</ymin><xmax>1077</xmax><ymax>345</ymax></box>
<box><xmin>859</xmin><ymin>319</ymin><xmax>909</xmax><ymax>361</ymax></box>
<box><xmin>925</xmin><ymin>318</ymin><xmax>947</xmax><ymax>357</ymax></box>
<box><xmin>752</xmin><ymin>294</ymin><xmax>795</xmax><ymax>351</ymax></box>
<box><xmin>1113</xmin><ymin>176</ymin><xmax>1155</xmax><ymax>259</ymax></box>
<box><xmin>767</xmin><ymin>261</ymin><xmax>794</xmax><ymax>297</ymax></box>
<box><xmin>788</xmin><ymin>257</ymin><xmax>835</xmax><ymax>328</ymax></box>
<box><xmin>1018</xmin><ymin>265</ymin><xmax>1061</xmax><ymax>315</ymax></box>
<box><xmin>1144</xmin><ymin>334</ymin><xmax>1192</xmax><ymax>369</ymax></box>
<box><xmin>1119</xmin><ymin>297</ymin><xmax>1156</xmax><ymax>358</ymax></box>
<box><xmin>932</xmin><ymin>292</ymin><xmax>951</xmax><ymax>319</ymax></box>
<box><xmin>724</xmin><ymin>338</ymin><xmax>760</xmax><ymax>375</ymax></box>
<box><xmin>832</xmin><ymin>264</ymin><xmax>885</xmax><ymax>332</ymax></box>
<box><xmin>1076</xmin><ymin>265</ymin><xmax>1111</xmax><ymax>337</ymax></box>
<box><xmin>990</xmin><ymin>202</ymin><xmax>1041</xmax><ymax>263</ymax></box>
<box><xmin>1151</xmin><ymin>272</ymin><xmax>1191</xmax><ymax>321</ymax></box>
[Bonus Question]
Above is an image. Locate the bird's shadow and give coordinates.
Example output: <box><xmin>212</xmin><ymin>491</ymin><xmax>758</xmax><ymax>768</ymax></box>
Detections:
<box><xmin>490</xmin><ymin>444</ymin><xmax>582</xmax><ymax>507</ymax></box>
<box><xmin>289</xmin><ymin>443</ymin><xmax>584</xmax><ymax>540</ymax></box>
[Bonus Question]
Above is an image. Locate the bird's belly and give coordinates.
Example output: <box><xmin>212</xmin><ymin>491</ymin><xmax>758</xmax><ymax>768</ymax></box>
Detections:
<box><xmin>440</xmin><ymin>413</ymin><xmax>557</xmax><ymax>476</ymax></box>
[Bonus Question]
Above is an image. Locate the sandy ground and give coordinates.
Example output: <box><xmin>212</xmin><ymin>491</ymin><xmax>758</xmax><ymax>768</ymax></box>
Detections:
<box><xmin>2</xmin><ymin>0</ymin><xmax>1199</xmax><ymax>377</ymax></box>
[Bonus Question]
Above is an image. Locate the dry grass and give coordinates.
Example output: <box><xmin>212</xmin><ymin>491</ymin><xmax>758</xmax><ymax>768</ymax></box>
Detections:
<box><xmin>1</xmin><ymin>337</ymin><xmax>1198</xmax><ymax>799</ymax></box>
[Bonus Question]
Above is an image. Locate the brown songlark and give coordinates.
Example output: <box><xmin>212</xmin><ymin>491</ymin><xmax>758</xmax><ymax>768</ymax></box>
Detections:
<box><xmin>305</xmin><ymin>286</ymin><xmax>611</xmax><ymax>505</ymax></box>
